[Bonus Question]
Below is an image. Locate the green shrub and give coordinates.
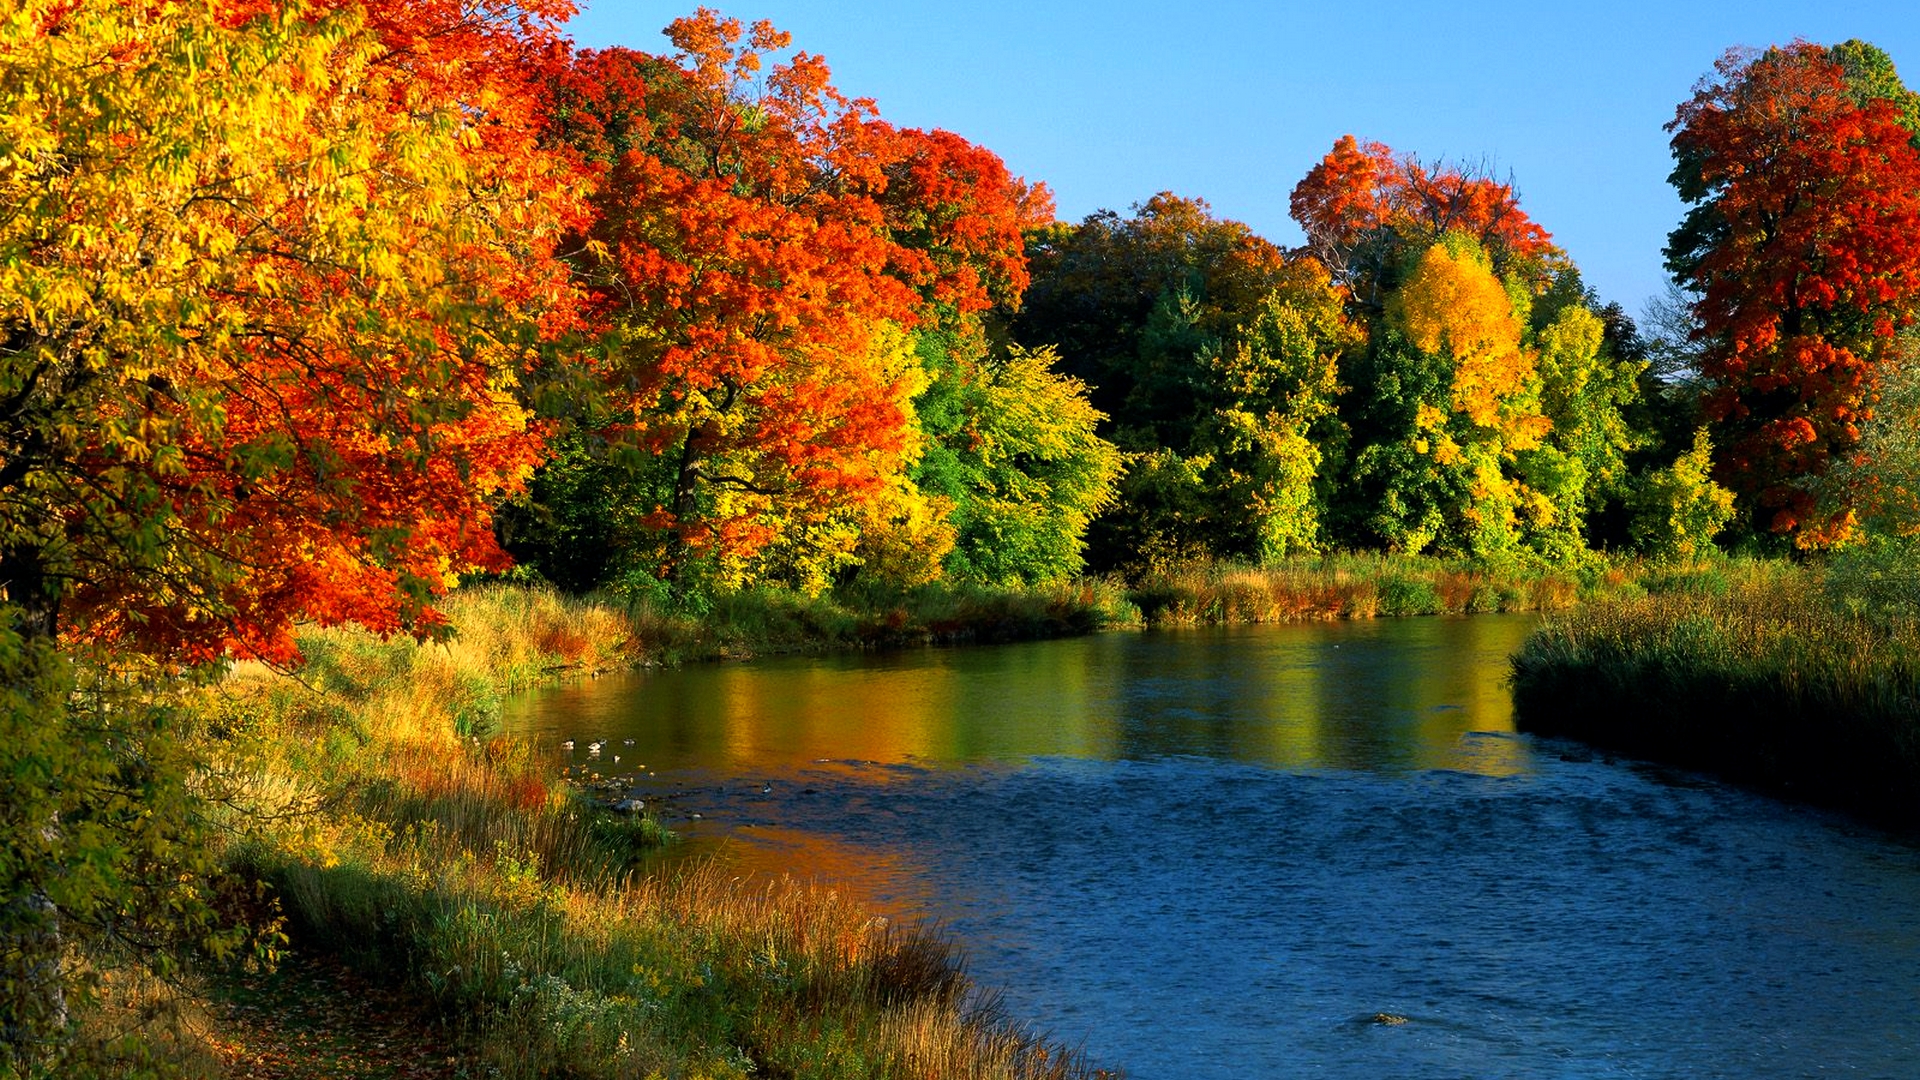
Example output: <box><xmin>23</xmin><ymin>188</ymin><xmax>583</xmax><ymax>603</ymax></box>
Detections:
<box><xmin>1376</xmin><ymin>575</ymin><xmax>1442</xmax><ymax>616</ymax></box>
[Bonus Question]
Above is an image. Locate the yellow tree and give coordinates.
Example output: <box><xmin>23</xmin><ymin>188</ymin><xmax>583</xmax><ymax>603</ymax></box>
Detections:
<box><xmin>0</xmin><ymin>0</ymin><xmax>580</xmax><ymax>1054</ymax></box>
<box><xmin>1355</xmin><ymin>234</ymin><xmax>1549</xmax><ymax>558</ymax></box>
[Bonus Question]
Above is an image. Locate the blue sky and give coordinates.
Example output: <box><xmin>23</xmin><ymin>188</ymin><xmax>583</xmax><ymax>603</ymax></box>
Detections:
<box><xmin>567</xmin><ymin>2</ymin><xmax>1920</xmax><ymax>322</ymax></box>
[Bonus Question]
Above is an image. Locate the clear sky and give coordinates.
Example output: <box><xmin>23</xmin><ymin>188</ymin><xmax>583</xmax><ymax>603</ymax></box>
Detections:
<box><xmin>565</xmin><ymin>2</ymin><xmax>1920</xmax><ymax>322</ymax></box>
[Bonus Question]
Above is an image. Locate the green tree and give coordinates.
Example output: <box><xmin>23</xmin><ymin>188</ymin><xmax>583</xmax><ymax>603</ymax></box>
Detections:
<box><xmin>1190</xmin><ymin>269</ymin><xmax>1355</xmax><ymax>561</ymax></box>
<box><xmin>916</xmin><ymin>345</ymin><xmax>1121</xmax><ymax>585</ymax></box>
<box><xmin>1519</xmin><ymin>297</ymin><xmax>1646</xmax><ymax>557</ymax></box>
<box><xmin>1628</xmin><ymin>428</ymin><xmax>1737</xmax><ymax>559</ymax></box>
<box><xmin>1017</xmin><ymin>196</ymin><xmax>1355</xmax><ymax>572</ymax></box>
<box><xmin>1833</xmin><ymin>39</ymin><xmax>1920</xmax><ymax>141</ymax></box>
<box><xmin>1015</xmin><ymin>193</ymin><xmax>1292</xmax><ymax>438</ymax></box>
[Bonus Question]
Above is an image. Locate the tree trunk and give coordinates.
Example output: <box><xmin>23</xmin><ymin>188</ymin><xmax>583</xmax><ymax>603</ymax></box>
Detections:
<box><xmin>663</xmin><ymin>424</ymin><xmax>704</xmax><ymax>593</ymax></box>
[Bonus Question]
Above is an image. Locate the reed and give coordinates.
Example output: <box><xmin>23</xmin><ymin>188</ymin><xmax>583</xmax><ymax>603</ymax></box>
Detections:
<box><xmin>1510</xmin><ymin>560</ymin><xmax>1920</xmax><ymax>825</ymax></box>
<box><xmin>1125</xmin><ymin>552</ymin><xmax>1609</xmax><ymax>625</ymax></box>
<box><xmin>609</xmin><ymin>577</ymin><xmax>1141</xmax><ymax>662</ymax></box>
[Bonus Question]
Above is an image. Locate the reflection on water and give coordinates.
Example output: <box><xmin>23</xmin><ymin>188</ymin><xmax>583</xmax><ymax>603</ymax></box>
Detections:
<box><xmin>503</xmin><ymin>615</ymin><xmax>1920</xmax><ymax>1079</ymax></box>
<box><xmin>510</xmin><ymin>615</ymin><xmax>1539</xmax><ymax>778</ymax></box>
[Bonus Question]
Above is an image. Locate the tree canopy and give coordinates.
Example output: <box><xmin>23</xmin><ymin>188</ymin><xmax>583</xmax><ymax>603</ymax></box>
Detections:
<box><xmin>1666</xmin><ymin>40</ymin><xmax>1920</xmax><ymax>544</ymax></box>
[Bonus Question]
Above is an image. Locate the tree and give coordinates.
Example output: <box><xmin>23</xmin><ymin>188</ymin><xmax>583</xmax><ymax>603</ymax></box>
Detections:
<box><xmin>922</xmin><ymin>346</ymin><xmax>1122</xmax><ymax>585</ymax></box>
<box><xmin>1666</xmin><ymin>41</ymin><xmax>1920</xmax><ymax>544</ymax></box>
<box><xmin>3</xmin><ymin>0</ymin><xmax>578</xmax><ymax>663</ymax></box>
<box><xmin>1186</xmin><ymin>263</ymin><xmax>1356</xmax><ymax>561</ymax></box>
<box><xmin>1014</xmin><ymin>194</ymin><xmax>1355</xmax><ymax>572</ymax></box>
<box><xmin>1014</xmin><ymin>192</ymin><xmax>1291</xmax><ymax>438</ymax></box>
<box><xmin>0</xmin><ymin>0</ymin><xmax>580</xmax><ymax>1056</ymax></box>
<box><xmin>1290</xmin><ymin>135</ymin><xmax>1564</xmax><ymax>306</ymax></box>
<box><xmin>553</xmin><ymin>23</ymin><xmax>925</xmax><ymax>591</ymax></box>
<box><xmin>535</xmin><ymin>12</ymin><xmax>1096</xmax><ymax>599</ymax></box>
<box><xmin>1347</xmin><ymin>234</ymin><xmax>1551</xmax><ymax>560</ymax></box>
<box><xmin>1628</xmin><ymin>428</ymin><xmax>1736</xmax><ymax>560</ymax></box>
<box><xmin>874</xmin><ymin>126</ymin><xmax>1055</xmax><ymax>325</ymax></box>
<box><xmin>1522</xmin><ymin>299</ymin><xmax>1646</xmax><ymax>558</ymax></box>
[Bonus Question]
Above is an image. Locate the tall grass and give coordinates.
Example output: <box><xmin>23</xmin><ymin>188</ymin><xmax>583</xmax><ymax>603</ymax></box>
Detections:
<box><xmin>611</xmin><ymin>577</ymin><xmax>1141</xmax><ymax>662</ymax></box>
<box><xmin>1125</xmin><ymin>552</ymin><xmax>1628</xmax><ymax>625</ymax></box>
<box><xmin>1510</xmin><ymin>559</ymin><xmax>1920</xmax><ymax>825</ymax></box>
<box><xmin>192</xmin><ymin>583</ymin><xmax>1113</xmax><ymax>1079</ymax></box>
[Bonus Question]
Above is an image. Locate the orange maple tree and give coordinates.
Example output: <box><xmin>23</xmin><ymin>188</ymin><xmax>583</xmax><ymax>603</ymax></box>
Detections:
<box><xmin>1666</xmin><ymin>42</ymin><xmax>1920</xmax><ymax>540</ymax></box>
<box><xmin>556</xmin><ymin>25</ymin><xmax>918</xmax><ymax>582</ymax></box>
<box><xmin>3</xmin><ymin>0</ymin><xmax>585</xmax><ymax>664</ymax></box>
<box><xmin>873</xmin><ymin>125</ymin><xmax>1055</xmax><ymax>320</ymax></box>
<box><xmin>1290</xmin><ymin>134</ymin><xmax>1559</xmax><ymax>298</ymax></box>
<box><xmin>550</xmin><ymin>9</ymin><xmax>1052</xmax><ymax>586</ymax></box>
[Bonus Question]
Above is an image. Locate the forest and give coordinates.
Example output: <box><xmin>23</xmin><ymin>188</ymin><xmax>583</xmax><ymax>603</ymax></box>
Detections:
<box><xmin>5</xmin><ymin>0</ymin><xmax>1920</xmax><ymax>1075</ymax></box>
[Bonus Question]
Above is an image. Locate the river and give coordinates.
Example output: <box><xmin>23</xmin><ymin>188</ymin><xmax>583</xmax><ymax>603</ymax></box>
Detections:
<box><xmin>504</xmin><ymin>614</ymin><xmax>1920</xmax><ymax>1079</ymax></box>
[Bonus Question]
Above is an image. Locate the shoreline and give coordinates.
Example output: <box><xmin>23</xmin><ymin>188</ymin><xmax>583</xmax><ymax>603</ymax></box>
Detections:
<box><xmin>1508</xmin><ymin>562</ymin><xmax>1920</xmax><ymax>832</ymax></box>
<box><xmin>100</xmin><ymin>556</ymin><xmax>1751</xmax><ymax>1074</ymax></box>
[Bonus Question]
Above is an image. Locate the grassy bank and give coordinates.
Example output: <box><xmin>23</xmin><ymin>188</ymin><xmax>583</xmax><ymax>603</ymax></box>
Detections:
<box><xmin>615</xmin><ymin>577</ymin><xmax>1141</xmax><ymax>662</ymax></box>
<box><xmin>80</xmin><ymin>553</ymin><xmax>1737</xmax><ymax>1075</ymax></box>
<box><xmin>1124</xmin><ymin>552</ymin><xmax>1669</xmax><ymax>625</ymax></box>
<box><xmin>1510</xmin><ymin>559</ymin><xmax>1920</xmax><ymax>826</ymax></box>
<box><xmin>81</xmin><ymin>583</ymin><xmax>1117</xmax><ymax>1079</ymax></box>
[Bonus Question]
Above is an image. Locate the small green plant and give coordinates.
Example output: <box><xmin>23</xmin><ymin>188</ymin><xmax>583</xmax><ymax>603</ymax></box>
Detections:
<box><xmin>1376</xmin><ymin>575</ymin><xmax>1442</xmax><ymax>616</ymax></box>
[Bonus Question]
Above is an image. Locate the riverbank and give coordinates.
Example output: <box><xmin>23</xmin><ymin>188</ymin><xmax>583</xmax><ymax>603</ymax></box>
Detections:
<box><xmin>75</xmin><ymin>557</ymin><xmax>1738</xmax><ymax>1075</ymax></box>
<box><xmin>499</xmin><ymin>553</ymin><xmax>1672</xmax><ymax>668</ymax></box>
<box><xmin>610</xmin><ymin>577</ymin><xmax>1142</xmax><ymax>662</ymax></box>
<box><xmin>72</xmin><ymin>584</ymin><xmax>1113</xmax><ymax>1079</ymax></box>
<box><xmin>1126</xmin><ymin>553</ymin><xmax>1652</xmax><ymax>624</ymax></box>
<box><xmin>1509</xmin><ymin>559</ymin><xmax>1920</xmax><ymax>827</ymax></box>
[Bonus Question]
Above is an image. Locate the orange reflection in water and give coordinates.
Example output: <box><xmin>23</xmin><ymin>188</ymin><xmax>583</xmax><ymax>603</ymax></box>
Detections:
<box><xmin>509</xmin><ymin>615</ymin><xmax>1542</xmax><ymax>780</ymax></box>
<box><xmin>651</xmin><ymin>822</ymin><xmax>940</xmax><ymax>923</ymax></box>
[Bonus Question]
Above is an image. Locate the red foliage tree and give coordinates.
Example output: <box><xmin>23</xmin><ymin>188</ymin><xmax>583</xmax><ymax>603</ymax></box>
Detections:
<box><xmin>551</xmin><ymin>10</ymin><xmax>1053</xmax><ymax>585</ymax></box>
<box><xmin>1666</xmin><ymin>41</ymin><xmax>1920</xmax><ymax>540</ymax></box>
<box><xmin>1288</xmin><ymin>135</ymin><xmax>1399</xmax><ymax>276</ymax></box>
<box><xmin>874</xmin><ymin>126</ymin><xmax>1055</xmax><ymax>319</ymax></box>
<box><xmin>1289</xmin><ymin>134</ymin><xmax>1559</xmax><ymax>300</ymax></box>
<box><xmin>4</xmin><ymin>0</ymin><xmax>585</xmax><ymax>665</ymax></box>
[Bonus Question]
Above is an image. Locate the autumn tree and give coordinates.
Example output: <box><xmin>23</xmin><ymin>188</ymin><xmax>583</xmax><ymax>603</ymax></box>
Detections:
<box><xmin>0</xmin><ymin>0</ymin><xmax>580</xmax><ymax>1055</ymax></box>
<box><xmin>1666</xmin><ymin>40</ymin><xmax>1920</xmax><ymax>544</ymax></box>
<box><xmin>547</xmin><ymin>24</ymin><xmax>924</xmax><ymax>592</ymax></box>
<box><xmin>875</xmin><ymin>125</ymin><xmax>1055</xmax><ymax>326</ymax></box>
<box><xmin>526</xmin><ymin>12</ymin><xmax>1090</xmax><ymax>597</ymax></box>
<box><xmin>1343</xmin><ymin>234</ymin><xmax>1550</xmax><ymax>558</ymax></box>
<box><xmin>1290</xmin><ymin>135</ymin><xmax>1564</xmax><ymax>306</ymax></box>
<box><xmin>862</xmin><ymin>122</ymin><xmax>1090</xmax><ymax>586</ymax></box>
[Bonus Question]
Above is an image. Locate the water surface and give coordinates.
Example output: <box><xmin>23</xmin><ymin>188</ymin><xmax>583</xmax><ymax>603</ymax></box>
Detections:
<box><xmin>506</xmin><ymin>616</ymin><xmax>1920</xmax><ymax>1079</ymax></box>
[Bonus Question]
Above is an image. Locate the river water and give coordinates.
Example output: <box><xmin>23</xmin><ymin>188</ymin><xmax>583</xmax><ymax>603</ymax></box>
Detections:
<box><xmin>504</xmin><ymin>615</ymin><xmax>1920</xmax><ymax>1079</ymax></box>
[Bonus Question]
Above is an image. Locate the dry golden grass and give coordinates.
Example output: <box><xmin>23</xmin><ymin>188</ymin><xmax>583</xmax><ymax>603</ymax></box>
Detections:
<box><xmin>196</xmin><ymin>583</ymin><xmax>1112</xmax><ymax>1079</ymax></box>
<box><xmin>1126</xmin><ymin>553</ymin><xmax>1591</xmax><ymax>624</ymax></box>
